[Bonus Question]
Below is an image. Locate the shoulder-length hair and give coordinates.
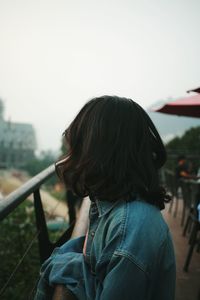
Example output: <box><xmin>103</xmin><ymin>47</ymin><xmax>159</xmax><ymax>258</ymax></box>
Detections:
<box><xmin>56</xmin><ymin>96</ymin><xmax>170</xmax><ymax>209</ymax></box>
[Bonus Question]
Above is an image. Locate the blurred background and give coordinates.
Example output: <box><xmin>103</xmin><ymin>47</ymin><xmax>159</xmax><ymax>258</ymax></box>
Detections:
<box><xmin>0</xmin><ymin>0</ymin><xmax>200</xmax><ymax>152</ymax></box>
<box><xmin>0</xmin><ymin>1</ymin><xmax>200</xmax><ymax>299</ymax></box>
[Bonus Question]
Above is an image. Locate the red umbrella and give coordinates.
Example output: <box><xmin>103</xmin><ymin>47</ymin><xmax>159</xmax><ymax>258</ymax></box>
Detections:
<box><xmin>187</xmin><ymin>87</ymin><xmax>200</xmax><ymax>94</ymax></box>
<box><xmin>154</xmin><ymin>94</ymin><xmax>200</xmax><ymax>118</ymax></box>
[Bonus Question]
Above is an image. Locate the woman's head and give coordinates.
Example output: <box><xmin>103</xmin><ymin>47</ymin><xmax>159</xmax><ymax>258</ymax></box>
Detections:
<box><xmin>56</xmin><ymin>96</ymin><xmax>170</xmax><ymax>209</ymax></box>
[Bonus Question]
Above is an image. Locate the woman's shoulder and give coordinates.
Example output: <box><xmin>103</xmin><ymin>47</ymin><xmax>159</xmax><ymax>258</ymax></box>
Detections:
<box><xmin>114</xmin><ymin>199</ymin><xmax>171</xmax><ymax>272</ymax></box>
<box><xmin>126</xmin><ymin>199</ymin><xmax>169</xmax><ymax>238</ymax></box>
<box><xmin>109</xmin><ymin>197</ymin><xmax>168</xmax><ymax>236</ymax></box>
<box><xmin>127</xmin><ymin>198</ymin><xmax>166</xmax><ymax>224</ymax></box>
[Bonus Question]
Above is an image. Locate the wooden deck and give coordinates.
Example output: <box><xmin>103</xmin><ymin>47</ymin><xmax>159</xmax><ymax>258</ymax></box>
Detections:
<box><xmin>163</xmin><ymin>201</ymin><xmax>200</xmax><ymax>300</ymax></box>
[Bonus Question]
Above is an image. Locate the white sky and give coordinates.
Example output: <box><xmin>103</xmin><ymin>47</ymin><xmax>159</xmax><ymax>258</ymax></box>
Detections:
<box><xmin>0</xmin><ymin>0</ymin><xmax>200</xmax><ymax>152</ymax></box>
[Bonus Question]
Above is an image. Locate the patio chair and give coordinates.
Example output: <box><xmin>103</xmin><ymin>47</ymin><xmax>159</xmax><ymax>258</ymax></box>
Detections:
<box><xmin>183</xmin><ymin>182</ymin><xmax>200</xmax><ymax>271</ymax></box>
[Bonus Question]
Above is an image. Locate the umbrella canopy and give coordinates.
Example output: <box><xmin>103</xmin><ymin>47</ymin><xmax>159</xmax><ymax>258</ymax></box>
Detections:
<box><xmin>154</xmin><ymin>94</ymin><xmax>200</xmax><ymax>118</ymax></box>
<box><xmin>187</xmin><ymin>87</ymin><xmax>200</xmax><ymax>94</ymax></box>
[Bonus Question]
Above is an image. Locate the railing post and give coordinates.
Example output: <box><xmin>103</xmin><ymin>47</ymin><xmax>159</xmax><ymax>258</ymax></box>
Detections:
<box><xmin>183</xmin><ymin>221</ymin><xmax>199</xmax><ymax>272</ymax></box>
<box><xmin>34</xmin><ymin>189</ymin><xmax>53</xmax><ymax>264</ymax></box>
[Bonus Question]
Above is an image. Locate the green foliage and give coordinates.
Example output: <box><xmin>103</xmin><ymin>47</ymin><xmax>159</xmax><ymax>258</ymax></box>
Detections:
<box><xmin>166</xmin><ymin>126</ymin><xmax>200</xmax><ymax>154</ymax></box>
<box><xmin>0</xmin><ymin>201</ymin><xmax>40</xmax><ymax>300</ymax></box>
<box><xmin>23</xmin><ymin>151</ymin><xmax>56</xmax><ymax>176</ymax></box>
<box><xmin>22</xmin><ymin>150</ymin><xmax>60</xmax><ymax>186</ymax></box>
<box><xmin>166</xmin><ymin>136</ymin><xmax>181</xmax><ymax>151</ymax></box>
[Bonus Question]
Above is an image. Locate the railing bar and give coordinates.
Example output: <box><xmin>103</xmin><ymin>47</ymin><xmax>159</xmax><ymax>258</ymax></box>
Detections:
<box><xmin>27</xmin><ymin>192</ymin><xmax>70</xmax><ymax>298</ymax></box>
<box><xmin>0</xmin><ymin>164</ymin><xmax>55</xmax><ymax>221</ymax></box>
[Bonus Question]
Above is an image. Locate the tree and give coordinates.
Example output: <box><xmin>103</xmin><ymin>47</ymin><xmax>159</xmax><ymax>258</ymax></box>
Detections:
<box><xmin>23</xmin><ymin>151</ymin><xmax>56</xmax><ymax>176</ymax></box>
<box><xmin>22</xmin><ymin>150</ymin><xmax>59</xmax><ymax>186</ymax></box>
<box><xmin>166</xmin><ymin>126</ymin><xmax>200</xmax><ymax>154</ymax></box>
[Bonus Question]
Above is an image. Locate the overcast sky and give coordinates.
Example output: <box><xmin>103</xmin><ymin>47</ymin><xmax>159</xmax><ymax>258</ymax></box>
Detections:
<box><xmin>0</xmin><ymin>0</ymin><xmax>200</xmax><ymax>152</ymax></box>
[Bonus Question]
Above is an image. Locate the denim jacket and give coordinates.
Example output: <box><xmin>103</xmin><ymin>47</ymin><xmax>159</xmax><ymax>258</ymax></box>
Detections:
<box><xmin>34</xmin><ymin>198</ymin><xmax>176</xmax><ymax>300</ymax></box>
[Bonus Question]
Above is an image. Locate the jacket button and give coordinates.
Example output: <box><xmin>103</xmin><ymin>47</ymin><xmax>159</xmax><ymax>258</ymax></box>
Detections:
<box><xmin>91</xmin><ymin>231</ymin><xmax>95</xmax><ymax>237</ymax></box>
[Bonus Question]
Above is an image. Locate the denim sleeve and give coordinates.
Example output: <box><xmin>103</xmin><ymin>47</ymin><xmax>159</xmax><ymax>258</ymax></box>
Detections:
<box><xmin>95</xmin><ymin>253</ymin><xmax>148</xmax><ymax>300</ymax></box>
<box><xmin>34</xmin><ymin>236</ymin><xmax>86</xmax><ymax>300</ymax></box>
<box><xmin>34</xmin><ymin>238</ymin><xmax>149</xmax><ymax>300</ymax></box>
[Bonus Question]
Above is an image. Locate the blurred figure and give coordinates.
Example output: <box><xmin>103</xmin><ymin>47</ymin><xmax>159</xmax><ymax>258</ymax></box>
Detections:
<box><xmin>176</xmin><ymin>155</ymin><xmax>198</xmax><ymax>180</ymax></box>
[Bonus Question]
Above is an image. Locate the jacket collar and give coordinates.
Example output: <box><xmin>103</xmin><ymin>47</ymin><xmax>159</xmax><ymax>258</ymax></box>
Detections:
<box><xmin>95</xmin><ymin>198</ymin><xmax>120</xmax><ymax>217</ymax></box>
<box><xmin>89</xmin><ymin>193</ymin><xmax>138</xmax><ymax>217</ymax></box>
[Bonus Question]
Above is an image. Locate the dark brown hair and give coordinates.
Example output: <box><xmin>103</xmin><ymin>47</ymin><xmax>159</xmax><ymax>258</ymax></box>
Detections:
<box><xmin>56</xmin><ymin>96</ymin><xmax>170</xmax><ymax>209</ymax></box>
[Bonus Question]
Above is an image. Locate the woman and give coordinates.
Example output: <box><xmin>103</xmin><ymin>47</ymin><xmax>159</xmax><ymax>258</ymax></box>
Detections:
<box><xmin>35</xmin><ymin>96</ymin><xmax>176</xmax><ymax>300</ymax></box>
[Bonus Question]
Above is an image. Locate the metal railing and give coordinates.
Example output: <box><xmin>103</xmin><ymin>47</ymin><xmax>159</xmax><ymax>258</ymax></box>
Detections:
<box><xmin>0</xmin><ymin>164</ymin><xmax>75</xmax><ymax>261</ymax></box>
<box><xmin>0</xmin><ymin>164</ymin><xmax>77</xmax><ymax>298</ymax></box>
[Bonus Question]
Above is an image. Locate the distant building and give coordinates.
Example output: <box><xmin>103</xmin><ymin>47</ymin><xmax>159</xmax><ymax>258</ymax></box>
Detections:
<box><xmin>0</xmin><ymin>99</ymin><xmax>37</xmax><ymax>168</ymax></box>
